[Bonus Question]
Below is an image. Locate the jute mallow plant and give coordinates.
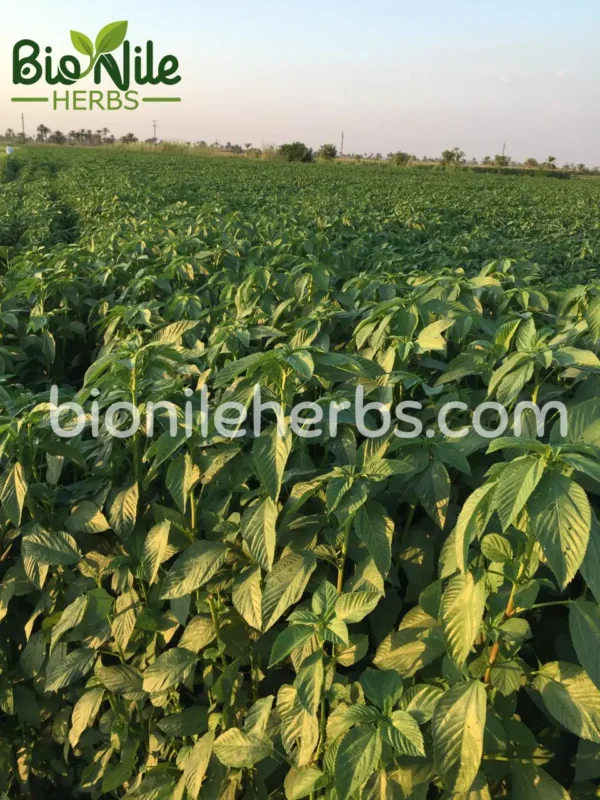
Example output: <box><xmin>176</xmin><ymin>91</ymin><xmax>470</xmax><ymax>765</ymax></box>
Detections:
<box><xmin>2</xmin><ymin>148</ymin><xmax>600</xmax><ymax>798</ymax></box>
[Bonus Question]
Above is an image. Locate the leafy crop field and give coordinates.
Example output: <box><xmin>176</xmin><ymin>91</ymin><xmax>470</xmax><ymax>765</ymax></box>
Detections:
<box><xmin>2</xmin><ymin>148</ymin><xmax>600</xmax><ymax>798</ymax></box>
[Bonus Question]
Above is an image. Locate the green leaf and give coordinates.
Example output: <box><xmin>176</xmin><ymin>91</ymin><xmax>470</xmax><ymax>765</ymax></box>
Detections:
<box><xmin>416</xmin><ymin>318</ymin><xmax>454</xmax><ymax>351</ymax></box>
<box><xmin>184</xmin><ymin>732</ymin><xmax>215</xmax><ymax>800</ymax></box>
<box><xmin>50</xmin><ymin>594</ymin><xmax>88</xmax><ymax>653</ymax></box>
<box><xmin>142</xmin><ymin>648</ymin><xmax>197</xmax><ymax>694</ymax></box>
<box><xmin>335</xmin><ymin>591</ymin><xmax>381</xmax><ymax>623</ymax></box>
<box><xmin>355</xmin><ymin>502</ymin><xmax>393</xmax><ymax>579</ymax></box>
<box><xmin>253</xmin><ymin>425</ymin><xmax>292</xmax><ymax>501</ymax></box>
<box><xmin>448</xmin><ymin>772</ymin><xmax>492</xmax><ymax>799</ymax></box>
<box><xmin>152</xmin><ymin>320</ymin><xmax>200</xmax><ymax>343</ymax></box>
<box><xmin>269</xmin><ymin>624</ymin><xmax>316</xmax><ymax>667</ymax></box>
<box><xmin>359</xmin><ymin>667</ymin><xmax>403</xmax><ymax>709</ymax></box>
<box><xmin>381</xmin><ymin>710</ymin><xmax>425</xmax><ymax>756</ymax></box>
<box><xmin>157</xmin><ymin>707</ymin><xmax>208</xmax><ymax>737</ymax></box>
<box><xmin>554</xmin><ymin>346</ymin><xmax>600</xmax><ymax>368</ymax></box>
<box><xmin>97</xmin><ymin>663</ymin><xmax>145</xmax><ymax>699</ymax></box>
<box><xmin>46</xmin><ymin>646</ymin><xmax>96</xmax><ymax>692</ymax></box>
<box><xmin>166</xmin><ymin>454</ymin><xmax>196</xmax><ymax>514</ymax></box>
<box><xmin>432</xmin><ymin>680</ymin><xmax>486</xmax><ymax>792</ymax></box>
<box><xmin>284</xmin><ymin>766</ymin><xmax>325</xmax><ymax>800</ymax></box>
<box><xmin>490</xmin><ymin>660</ymin><xmax>523</xmax><ymax>695</ymax></box>
<box><xmin>141</xmin><ymin>520</ymin><xmax>170</xmax><ymax>584</ymax></box>
<box><xmin>398</xmin><ymin>684</ymin><xmax>444</xmax><ymax>723</ymax></box>
<box><xmin>529</xmin><ymin>472</ymin><xmax>591</xmax><ymax>588</ymax></box>
<box><xmin>241</xmin><ymin>497</ymin><xmax>278</xmax><ymax>572</ymax></box>
<box><xmin>494</xmin><ymin>455</ymin><xmax>545</xmax><ymax>531</ymax></box>
<box><xmin>374</xmin><ymin>606</ymin><xmax>445</xmax><ymax>677</ymax></box>
<box><xmin>570</xmin><ymin>600</ymin><xmax>600</xmax><ymax>690</ymax></box>
<box><xmin>108</xmin><ymin>482</ymin><xmax>139</xmax><ymax>537</ymax></box>
<box><xmin>285</xmin><ymin>350</ymin><xmax>314</xmax><ymax>379</ymax></box>
<box><xmin>334</xmin><ymin>726</ymin><xmax>381</xmax><ymax>800</ymax></box>
<box><xmin>160</xmin><ymin>541</ymin><xmax>228</xmax><ymax>600</ymax></box>
<box><xmin>336</xmin><ymin>633</ymin><xmax>369</xmax><ymax>667</ymax></box>
<box><xmin>112</xmin><ymin>589</ymin><xmax>139</xmax><ymax>653</ymax></box>
<box><xmin>101</xmin><ymin>741</ymin><xmax>137</xmax><ymax>794</ymax></box>
<box><xmin>453</xmin><ymin>483</ymin><xmax>496</xmax><ymax>573</ymax></box>
<box><xmin>69</xmin><ymin>687</ymin><xmax>104</xmax><ymax>748</ymax></box>
<box><xmin>22</xmin><ymin>529</ymin><xmax>81</xmax><ymax>566</ymax></box>
<box><xmin>511</xmin><ymin>762</ymin><xmax>570</xmax><ymax>799</ymax></box>
<box><xmin>232</xmin><ymin>565</ymin><xmax>263</xmax><ymax>630</ymax></box>
<box><xmin>66</xmin><ymin>501</ymin><xmax>110</xmax><ymax>534</ymax></box>
<box><xmin>441</xmin><ymin>572</ymin><xmax>487</xmax><ymax>668</ymax></box>
<box><xmin>0</xmin><ymin>462</ymin><xmax>27</xmax><ymax>526</ymax></box>
<box><xmin>480</xmin><ymin>533</ymin><xmax>513</xmax><ymax>562</ymax></box>
<box><xmin>95</xmin><ymin>20</ymin><xmax>128</xmax><ymax>54</ymax></box>
<box><xmin>533</xmin><ymin>661</ymin><xmax>600</xmax><ymax>742</ymax></box>
<box><xmin>244</xmin><ymin>696</ymin><xmax>274</xmax><ymax>737</ymax></box>
<box><xmin>416</xmin><ymin>461</ymin><xmax>450</xmax><ymax>529</ymax></box>
<box><xmin>262</xmin><ymin>550</ymin><xmax>316</xmax><ymax>630</ymax></box>
<box><xmin>213</xmin><ymin>728</ymin><xmax>272</xmax><ymax>768</ymax></box>
<box><xmin>295</xmin><ymin>650</ymin><xmax>323</xmax><ymax>716</ymax></box>
<box><xmin>575</xmin><ymin>739</ymin><xmax>600</xmax><ymax>782</ymax></box>
<box><xmin>582</xmin><ymin>515</ymin><xmax>600</xmax><ymax>604</ymax></box>
<box><xmin>179</xmin><ymin>615</ymin><xmax>216</xmax><ymax>653</ymax></box>
<box><xmin>70</xmin><ymin>30</ymin><xmax>94</xmax><ymax>57</ymax></box>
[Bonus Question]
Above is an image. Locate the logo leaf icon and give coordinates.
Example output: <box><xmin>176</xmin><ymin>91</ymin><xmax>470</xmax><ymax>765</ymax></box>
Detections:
<box><xmin>70</xmin><ymin>30</ymin><xmax>94</xmax><ymax>58</ymax></box>
<box><xmin>94</xmin><ymin>21</ymin><xmax>128</xmax><ymax>55</ymax></box>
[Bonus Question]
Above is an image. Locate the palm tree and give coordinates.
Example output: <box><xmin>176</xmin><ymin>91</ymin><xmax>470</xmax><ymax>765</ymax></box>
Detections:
<box><xmin>119</xmin><ymin>132</ymin><xmax>138</xmax><ymax>144</ymax></box>
<box><xmin>48</xmin><ymin>130</ymin><xmax>67</xmax><ymax>145</ymax></box>
<box><xmin>101</xmin><ymin>127</ymin><xmax>110</xmax><ymax>144</ymax></box>
<box><xmin>545</xmin><ymin>155</ymin><xmax>557</xmax><ymax>170</ymax></box>
<box><xmin>36</xmin><ymin>124</ymin><xmax>51</xmax><ymax>142</ymax></box>
<box><xmin>245</xmin><ymin>142</ymin><xmax>252</xmax><ymax>150</ymax></box>
<box><xmin>4</xmin><ymin>128</ymin><xmax>16</xmax><ymax>141</ymax></box>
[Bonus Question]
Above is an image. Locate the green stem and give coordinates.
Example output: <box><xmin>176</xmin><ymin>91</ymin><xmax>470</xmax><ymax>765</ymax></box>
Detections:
<box><xmin>529</xmin><ymin>600</ymin><xmax>573</xmax><ymax>610</ymax></box>
<box><xmin>484</xmin><ymin>528</ymin><xmax>535</xmax><ymax>684</ymax></box>
<box><xmin>208</xmin><ymin>594</ymin><xmax>227</xmax><ymax>671</ymax></box>
<box><xmin>209</xmin><ymin>593</ymin><xmax>230</xmax><ymax>727</ymax></box>
<box><xmin>336</xmin><ymin>520</ymin><xmax>351</xmax><ymax>593</ymax></box>
<box><xmin>131</xmin><ymin>360</ymin><xmax>141</xmax><ymax>483</ymax></box>
<box><xmin>79</xmin><ymin>54</ymin><xmax>99</xmax><ymax>80</ymax></box>
<box><xmin>190</xmin><ymin>486</ymin><xmax>197</xmax><ymax>535</ymax></box>
<box><xmin>400</xmin><ymin>503</ymin><xmax>416</xmax><ymax>546</ymax></box>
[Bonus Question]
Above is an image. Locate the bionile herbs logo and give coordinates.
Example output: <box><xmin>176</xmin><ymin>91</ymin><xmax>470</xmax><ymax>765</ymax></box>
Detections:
<box><xmin>12</xmin><ymin>21</ymin><xmax>181</xmax><ymax>111</ymax></box>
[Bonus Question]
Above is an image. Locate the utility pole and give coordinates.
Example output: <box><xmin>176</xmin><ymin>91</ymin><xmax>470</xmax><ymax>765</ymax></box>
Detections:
<box><xmin>340</xmin><ymin>132</ymin><xmax>344</xmax><ymax>157</ymax></box>
<box><xmin>502</xmin><ymin>142</ymin><xmax>506</xmax><ymax>157</ymax></box>
<box><xmin>152</xmin><ymin>120</ymin><xmax>157</xmax><ymax>142</ymax></box>
<box><xmin>21</xmin><ymin>113</ymin><xmax>25</xmax><ymax>140</ymax></box>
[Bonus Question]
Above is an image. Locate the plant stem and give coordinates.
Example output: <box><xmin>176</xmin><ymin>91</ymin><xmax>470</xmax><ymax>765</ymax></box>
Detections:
<box><xmin>484</xmin><ymin>530</ymin><xmax>535</xmax><ymax>684</ymax></box>
<box><xmin>399</xmin><ymin>502</ymin><xmax>416</xmax><ymax>549</ymax></box>
<box><xmin>189</xmin><ymin>487</ymin><xmax>197</xmax><ymax>535</ymax></box>
<box><xmin>209</xmin><ymin>593</ymin><xmax>230</xmax><ymax>727</ymax></box>
<box><xmin>208</xmin><ymin>594</ymin><xmax>227</xmax><ymax>671</ymax></box>
<box><xmin>336</xmin><ymin>520</ymin><xmax>351</xmax><ymax>593</ymax></box>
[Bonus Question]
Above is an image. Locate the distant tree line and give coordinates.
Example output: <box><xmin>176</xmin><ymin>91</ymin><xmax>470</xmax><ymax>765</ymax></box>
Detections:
<box><xmin>1</xmin><ymin>127</ymin><xmax>596</xmax><ymax>173</ymax></box>
<box><xmin>2</xmin><ymin>126</ymin><xmax>139</xmax><ymax>146</ymax></box>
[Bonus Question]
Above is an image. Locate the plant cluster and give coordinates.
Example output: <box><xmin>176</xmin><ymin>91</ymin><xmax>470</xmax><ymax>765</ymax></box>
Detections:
<box><xmin>1</xmin><ymin>150</ymin><xmax>600</xmax><ymax>798</ymax></box>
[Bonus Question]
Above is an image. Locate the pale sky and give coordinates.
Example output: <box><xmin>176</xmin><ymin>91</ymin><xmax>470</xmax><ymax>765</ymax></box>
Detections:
<box><xmin>2</xmin><ymin>0</ymin><xmax>599</xmax><ymax>164</ymax></box>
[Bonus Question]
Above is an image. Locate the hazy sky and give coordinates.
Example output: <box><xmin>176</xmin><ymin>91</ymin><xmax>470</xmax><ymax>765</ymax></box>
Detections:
<box><xmin>2</xmin><ymin>0</ymin><xmax>599</xmax><ymax>164</ymax></box>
